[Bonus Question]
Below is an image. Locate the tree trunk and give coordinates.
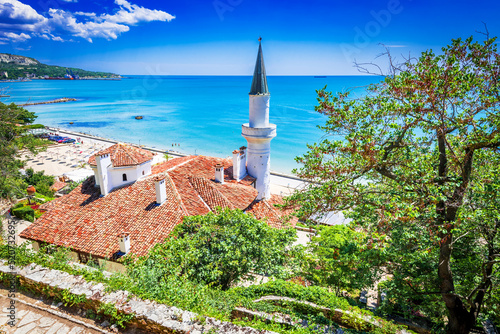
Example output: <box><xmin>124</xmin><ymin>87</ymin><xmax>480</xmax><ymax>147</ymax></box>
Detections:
<box><xmin>443</xmin><ymin>290</ymin><xmax>476</xmax><ymax>333</ymax></box>
<box><xmin>436</xmin><ymin>132</ymin><xmax>477</xmax><ymax>334</ymax></box>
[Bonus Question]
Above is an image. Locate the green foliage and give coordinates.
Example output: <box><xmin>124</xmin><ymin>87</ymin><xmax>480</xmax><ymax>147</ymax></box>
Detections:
<box><xmin>59</xmin><ymin>288</ymin><xmax>87</xmax><ymax>307</ymax></box>
<box><xmin>11</xmin><ymin>205</ymin><xmax>35</xmax><ymax>222</ymax></box>
<box><xmin>33</xmin><ymin>192</ymin><xmax>55</xmax><ymax>202</ymax></box>
<box><xmin>302</xmin><ymin>225</ymin><xmax>385</xmax><ymax>296</ymax></box>
<box><xmin>289</xmin><ymin>35</ymin><xmax>500</xmax><ymax>333</ymax></box>
<box><xmin>66</xmin><ymin>179</ymin><xmax>84</xmax><ymax>192</ymax></box>
<box><xmin>97</xmin><ymin>303</ymin><xmax>135</xmax><ymax>328</ymax></box>
<box><xmin>232</xmin><ymin>279</ymin><xmax>351</xmax><ymax>310</ymax></box>
<box><xmin>23</xmin><ymin>168</ymin><xmax>55</xmax><ymax>197</ymax></box>
<box><xmin>0</xmin><ymin>240</ymin><xmax>411</xmax><ymax>333</ymax></box>
<box><xmin>0</xmin><ymin>100</ymin><xmax>47</xmax><ymax>199</ymax></box>
<box><xmin>127</xmin><ymin>208</ymin><xmax>298</xmax><ymax>290</ymax></box>
<box><xmin>22</xmin><ymin>124</ymin><xmax>45</xmax><ymax>129</ymax></box>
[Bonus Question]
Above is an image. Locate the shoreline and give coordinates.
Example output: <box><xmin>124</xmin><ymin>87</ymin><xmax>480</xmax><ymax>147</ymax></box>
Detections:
<box><xmin>46</xmin><ymin>126</ymin><xmax>305</xmax><ymax>182</ymax></box>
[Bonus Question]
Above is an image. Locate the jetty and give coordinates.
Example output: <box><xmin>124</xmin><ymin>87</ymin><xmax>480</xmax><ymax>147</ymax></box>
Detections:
<box><xmin>19</xmin><ymin>97</ymin><xmax>77</xmax><ymax>106</ymax></box>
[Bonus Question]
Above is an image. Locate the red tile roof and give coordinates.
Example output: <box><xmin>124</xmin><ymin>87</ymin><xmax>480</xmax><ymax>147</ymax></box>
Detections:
<box><xmin>246</xmin><ymin>194</ymin><xmax>298</xmax><ymax>229</ymax></box>
<box><xmin>88</xmin><ymin>143</ymin><xmax>154</xmax><ymax>167</ymax></box>
<box><xmin>50</xmin><ymin>181</ymin><xmax>67</xmax><ymax>192</ymax></box>
<box><xmin>21</xmin><ymin>155</ymin><xmax>297</xmax><ymax>259</ymax></box>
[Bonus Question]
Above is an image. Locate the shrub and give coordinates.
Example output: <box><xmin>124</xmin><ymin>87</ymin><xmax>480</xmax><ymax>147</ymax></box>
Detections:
<box><xmin>12</xmin><ymin>205</ymin><xmax>35</xmax><ymax>222</ymax></box>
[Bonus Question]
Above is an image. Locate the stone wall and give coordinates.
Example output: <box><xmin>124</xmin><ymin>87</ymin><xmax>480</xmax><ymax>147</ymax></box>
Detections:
<box><xmin>0</xmin><ymin>260</ymin><xmax>435</xmax><ymax>334</ymax></box>
<box><xmin>0</xmin><ymin>261</ymin><xmax>276</xmax><ymax>334</ymax></box>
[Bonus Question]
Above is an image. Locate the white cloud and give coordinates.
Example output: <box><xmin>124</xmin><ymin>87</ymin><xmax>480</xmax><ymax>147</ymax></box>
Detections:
<box><xmin>47</xmin><ymin>8</ymin><xmax>130</xmax><ymax>43</ymax></box>
<box><xmin>0</xmin><ymin>0</ymin><xmax>45</xmax><ymax>24</ymax></box>
<box><xmin>100</xmin><ymin>0</ymin><xmax>175</xmax><ymax>25</ymax></box>
<box><xmin>0</xmin><ymin>0</ymin><xmax>174</xmax><ymax>44</ymax></box>
<box><xmin>75</xmin><ymin>11</ymin><xmax>96</xmax><ymax>18</ymax></box>
<box><xmin>0</xmin><ymin>31</ymin><xmax>30</xmax><ymax>44</ymax></box>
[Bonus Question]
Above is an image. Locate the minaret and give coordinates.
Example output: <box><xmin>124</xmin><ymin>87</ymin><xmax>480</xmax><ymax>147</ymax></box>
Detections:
<box><xmin>242</xmin><ymin>38</ymin><xmax>276</xmax><ymax>200</ymax></box>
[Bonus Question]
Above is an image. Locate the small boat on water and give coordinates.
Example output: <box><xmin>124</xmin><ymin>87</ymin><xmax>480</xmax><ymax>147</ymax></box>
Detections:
<box><xmin>135</xmin><ymin>116</ymin><xmax>143</xmax><ymax>120</ymax></box>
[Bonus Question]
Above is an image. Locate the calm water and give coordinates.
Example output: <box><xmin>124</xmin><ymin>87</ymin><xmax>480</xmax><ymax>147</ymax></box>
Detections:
<box><xmin>1</xmin><ymin>76</ymin><xmax>381</xmax><ymax>174</ymax></box>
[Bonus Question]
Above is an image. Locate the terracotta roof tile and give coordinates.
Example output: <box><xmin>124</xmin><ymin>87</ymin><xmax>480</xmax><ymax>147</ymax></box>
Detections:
<box><xmin>88</xmin><ymin>143</ymin><xmax>154</xmax><ymax>167</ymax></box>
<box><xmin>21</xmin><ymin>154</ymin><xmax>297</xmax><ymax>259</ymax></box>
<box><xmin>246</xmin><ymin>194</ymin><xmax>298</xmax><ymax>229</ymax></box>
<box><xmin>188</xmin><ymin>176</ymin><xmax>234</xmax><ymax>211</ymax></box>
<box><xmin>50</xmin><ymin>181</ymin><xmax>67</xmax><ymax>192</ymax></box>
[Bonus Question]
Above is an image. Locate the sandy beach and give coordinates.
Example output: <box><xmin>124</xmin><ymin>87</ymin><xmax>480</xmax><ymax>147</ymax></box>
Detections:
<box><xmin>22</xmin><ymin>127</ymin><xmax>304</xmax><ymax>195</ymax></box>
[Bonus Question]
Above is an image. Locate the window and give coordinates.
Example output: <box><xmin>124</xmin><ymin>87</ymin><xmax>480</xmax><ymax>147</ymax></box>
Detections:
<box><xmin>142</xmin><ymin>171</ymin><xmax>145</xmax><ymax>175</ymax></box>
<box><xmin>122</xmin><ymin>173</ymin><xmax>127</xmax><ymax>181</ymax></box>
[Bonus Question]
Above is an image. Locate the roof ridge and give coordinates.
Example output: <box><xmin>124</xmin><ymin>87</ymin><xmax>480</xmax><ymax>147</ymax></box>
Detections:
<box><xmin>166</xmin><ymin>156</ymin><xmax>197</xmax><ymax>172</ymax></box>
<box><xmin>165</xmin><ymin>172</ymin><xmax>189</xmax><ymax>216</ymax></box>
<box><xmin>120</xmin><ymin>144</ymin><xmax>139</xmax><ymax>165</ymax></box>
<box><xmin>188</xmin><ymin>176</ymin><xmax>234</xmax><ymax>211</ymax></box>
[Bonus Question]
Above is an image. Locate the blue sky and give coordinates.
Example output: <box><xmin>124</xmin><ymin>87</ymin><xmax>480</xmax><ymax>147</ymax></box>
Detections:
<box><xmin>1</xmin><ymin>0</ymin><xmax>499</xmax><ymax>75</ymax></box>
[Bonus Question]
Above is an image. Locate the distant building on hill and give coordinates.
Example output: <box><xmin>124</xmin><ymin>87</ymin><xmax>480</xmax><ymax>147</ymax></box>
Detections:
<box><xmin>20</xmin><ymin>40</ymin><xmax>297</xmax><ymax>271</ymax></box>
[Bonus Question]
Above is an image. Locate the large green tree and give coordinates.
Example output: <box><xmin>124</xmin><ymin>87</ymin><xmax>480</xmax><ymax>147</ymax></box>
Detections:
<box><xmin>289</xmin><ymin>36</ymin><xmax>500</xmax><ymax>333</ymax></box>
<box><xmin>0</xmin><ymin>100</ymin><xmax>45</xmax><ymax>199</ymax></box>
<box><xmin>301</xmin><ymin>225</ymin><xmax>385</xmax><ymax>297</ymax></box>
<box><xmin>126</xmin><ymin>208</ymin><xmax>298</xmax><ymax>290</ymax></box>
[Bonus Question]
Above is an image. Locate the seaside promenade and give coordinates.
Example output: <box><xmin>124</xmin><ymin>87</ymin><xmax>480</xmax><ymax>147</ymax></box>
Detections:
<box><xmin>23</xmin><ymin>127</ymin><xmax>304</xmax><ymax>196</ymax></box>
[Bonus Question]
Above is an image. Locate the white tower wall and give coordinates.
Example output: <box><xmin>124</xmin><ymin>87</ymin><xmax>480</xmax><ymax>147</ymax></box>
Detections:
<box><xmin>249</xmin><ymin>95</ymin><xmax>270</xmax><ymax>128</ymax></box>
<box><xmin>242</xmin><ymin>124</ymin><xmax>276</xmax><ymax>200</ymax></box>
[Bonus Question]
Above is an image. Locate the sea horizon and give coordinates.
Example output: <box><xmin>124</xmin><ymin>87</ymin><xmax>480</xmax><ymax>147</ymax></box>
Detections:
<box><xmin>1</xmin><ymin>75</ymin><xmax>382</xmax><ymax>174</ymax></box>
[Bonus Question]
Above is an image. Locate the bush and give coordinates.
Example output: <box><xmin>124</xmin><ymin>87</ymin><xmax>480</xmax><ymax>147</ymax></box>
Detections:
<box><xmin>128</xmin><ymin>208</ymin><xmax>298</xmax><ymax>290</ymax></box>
<box><xmin>23</xmin><ymin>168</ymin><xmax>55</xmax><ymax>197</ymax></box>
<box><xmin>12</xmin><ymin>205</ymin><xmax>35</xmax><ymax>222</ymax></box>
<box><xmin>24</xmin><ymin>124</ymin><xmax>45</xmax><ymax>129</ymax></box>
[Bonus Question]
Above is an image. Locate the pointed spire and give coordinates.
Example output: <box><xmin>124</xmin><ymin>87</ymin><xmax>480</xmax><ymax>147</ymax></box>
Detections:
<box><xmin>249</xmin><ymin>37</ymin><xmax>269</xmax><ymax>95</ymax></box>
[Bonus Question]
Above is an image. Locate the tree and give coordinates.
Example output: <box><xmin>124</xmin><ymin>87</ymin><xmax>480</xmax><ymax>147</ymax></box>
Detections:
<box><xmin>302</xmin><ymin>225</ymin><xmax>385</xmax><ymax>296</ymax></box>
<box><xmin>0</xmin><ymin>100</ymin><xmax>43</xmax><ymax>199</ymax></box>
<box><xmin>289</xmin><ymin>36</ymin><xmax>500</xmax><ymax>333</ymax></box>
<box><xmin>126</xmin><ymin>208</ymin><xmax>298</xmax><ymax>290</ymax></box>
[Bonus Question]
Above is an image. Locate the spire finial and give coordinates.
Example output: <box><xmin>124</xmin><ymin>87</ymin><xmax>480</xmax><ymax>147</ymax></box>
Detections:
<box><xmin>249</xmin><ymin>37</ymin><xmax>269</xmax><ymax>95</ymax></box>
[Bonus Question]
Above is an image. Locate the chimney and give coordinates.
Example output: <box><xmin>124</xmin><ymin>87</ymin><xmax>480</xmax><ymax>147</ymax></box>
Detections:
<box><xmin>232</xmin><ymin>146</ymin><xmax>247</xmax><ymax>181</ymax></box>
<box><xmin>215</xmin><ymin>163</ymin><xmax>224</xmax><ymax>183</ymax></box>
<box><xmin>154</xmin><ymin>175</ymin><xmax>167</xmax><ymax>205</ymax></box>
<box><xmin>95</xmin><ymin>153</ymin><xmax>111</xmax><ymax>196</ymax></box>
<box><xmin>118</xmin><ymin>232</ymin><xmax>130</xmax><ymax>254</ymax></box>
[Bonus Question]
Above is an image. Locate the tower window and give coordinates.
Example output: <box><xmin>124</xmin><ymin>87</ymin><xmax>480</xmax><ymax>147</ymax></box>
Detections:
<box><xmin>122</xmin><ymin>173</ymin><xmax>127</xmax><ymax>181</ymax></box>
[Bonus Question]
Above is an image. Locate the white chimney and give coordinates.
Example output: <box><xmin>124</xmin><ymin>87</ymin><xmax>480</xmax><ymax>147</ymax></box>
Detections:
<box><xmin>215</xmin><ymin>163</ymin><xmax>224</xmax><ymax>183</ymax></box>
<box><xmin>95</xmin><ymin>153</ymin><xmax>111</xmax><ymax>196</ymax></box>
<box><xmin>118</xmin><ymin>232</ymin><xmax>130</xmax><ymax>254</ymax></box>
<box><xmin>154</xmin><ymin>175</ymin><xmax>167</xmax><ymax>205</ymax></box>
<box><xmin>232</xmin><ymin>146</ymin><xmax>247</xmax><ymax>181</ymax></box>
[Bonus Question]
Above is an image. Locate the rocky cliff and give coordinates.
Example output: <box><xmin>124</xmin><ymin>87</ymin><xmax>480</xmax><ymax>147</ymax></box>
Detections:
<box><xmin>0</xmin><ymin>53</ymin><xmax>39</xmax><ymax>66</ymax></box>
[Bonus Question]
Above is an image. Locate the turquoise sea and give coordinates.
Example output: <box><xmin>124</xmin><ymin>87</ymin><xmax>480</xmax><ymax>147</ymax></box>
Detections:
<box><xmin>1</xmin><ymin>76</ymin><xmax>381</xmax><ymax>174</ymax></box>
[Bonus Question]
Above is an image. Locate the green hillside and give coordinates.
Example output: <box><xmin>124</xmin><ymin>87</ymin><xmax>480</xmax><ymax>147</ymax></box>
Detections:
<box><xmin>0</xmin><ymin>53</ymin><xmax>120</xmax><ymax>79</ymax></box>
